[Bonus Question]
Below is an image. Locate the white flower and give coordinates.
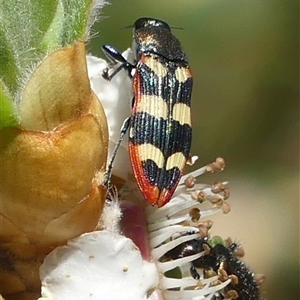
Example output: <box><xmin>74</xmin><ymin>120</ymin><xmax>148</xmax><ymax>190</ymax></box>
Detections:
<box><xmin>39</xmin><ymin>231</ymin><xmax>159</xmax><ymax>300</ymax></box>
<box><xmin>144</xmin><ymin>158</ymin><xmax>231</xmax><ymax>300</ymax></box>
<box><xmin>86</xmin><ymin>50</ymin><xmax>134</xmax><ymax>179</ymax></box>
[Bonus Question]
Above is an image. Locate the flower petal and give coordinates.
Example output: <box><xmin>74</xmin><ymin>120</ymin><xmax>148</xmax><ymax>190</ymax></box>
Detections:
<box><xmin>39</xmin><ymin>231</ymin><xmax>159</xmax><ymax>300</ymax></box>
<box><xmin>87</xmin><ymin>49</ymin><xmax>134</xmax><ymax>179</ymax></box>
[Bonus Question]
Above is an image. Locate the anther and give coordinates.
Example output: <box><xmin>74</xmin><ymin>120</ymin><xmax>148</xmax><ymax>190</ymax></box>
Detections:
<box><xmin>197</xmin><ymin>225</ymin><xmax>208</xmax><ymax>238</ymax></box>
<box><xmin>189</xmin><ymin>207</ymin><xmax>201</xmax><ymax>222</ymax></box>
<box><xmin>234</xmin><ymin>245</ymin><xmax>245</xmax><ymax>258</ymax></box>
<box><xmin>255</xmin><ymin>273</ymin><xmax>266</xmax><ymax>285</ymax></box>
<box><xmin>202</xmin><ymin>243</ymin><xmax>211</xmax><ymax>255</ymax></box>
<box><xmin>184</xmin><ymin>175</ymin><xmax>196</xmax><ymax>188</ymax></box>
<box><xmin>224</xmin><ymin>289</ymin><xmax>238</xmax><ymax>299</ymax></box>
<box><xmin>206</xmin><ymin>157</ymin><xmax>225</xmax><ymax>173</ymax></box>
<box><xmin>192</xmin><ymin>190</ymin><xmax>206</xmax><ymax>203</ymax></box>
<box><xmin>218</xmin><ymin>268</ymin><xmax>229</xmax><ymax>281</ymax></box>
<box><xmin>211</xmin><ymin>182</ymin><xmax>230</xmax><ymax>200</ymax></box>
<box><xmin>221</xmin><ymin>201</ymin><xmax>231</xmax><ymax>214</ymax></box>
<box><xmin>229</xmin><ymin>274</ymin><xmax>239</xmax><ymax>285</ymax></box>
<box><xmin>200</xmin><ymin>220</ymin><xmax>213</xmax><ymax>230</ymax></box>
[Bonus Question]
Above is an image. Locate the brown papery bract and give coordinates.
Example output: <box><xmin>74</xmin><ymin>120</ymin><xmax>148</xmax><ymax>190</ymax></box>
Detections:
<box><xmin>0</xmin><ymin>42</ymin><xmax>108</xmax><ymax>299</ymax></box>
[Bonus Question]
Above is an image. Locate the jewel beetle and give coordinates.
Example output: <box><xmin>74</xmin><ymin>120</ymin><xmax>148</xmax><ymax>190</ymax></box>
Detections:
<box><xmin>102</xmin><ymin>17</ymin><xmax>193</xmax><ymax>207</ymax></box>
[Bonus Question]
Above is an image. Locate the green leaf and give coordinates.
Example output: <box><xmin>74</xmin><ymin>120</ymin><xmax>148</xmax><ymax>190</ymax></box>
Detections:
<box><xmin>0</xmin><ymin>27</ymin><xmax>20</xmax><ymax>94</ymax></box>
<box><xmin>60</xmin><ymin>0</ymin><xmax>95</xmax><ymax>45</ymax></box>
<box><xmin>0</xmin><ymin>83</ymin><xmax>19</xmax><ymax>129</ymax></box>
<box><xmin>0</xmin><ymin>0</ymin><xmax>102</xmax><ymax>97</ymax></box>
<box><xmin>41</xmin><ymin>1</ymin><xmax>65</xmax><ymax>52</ymax></box>
<box><xmin>0</xmin><ymin>0</ymin><xmax>105</xmax><ymax>128</ymax></box>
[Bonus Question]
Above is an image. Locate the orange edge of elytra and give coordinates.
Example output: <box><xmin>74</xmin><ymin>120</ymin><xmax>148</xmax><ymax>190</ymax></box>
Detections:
<box><xmin>129</xmin><ymin>142</ymin><xmax>161</xmax><ymax>206</ymax></box>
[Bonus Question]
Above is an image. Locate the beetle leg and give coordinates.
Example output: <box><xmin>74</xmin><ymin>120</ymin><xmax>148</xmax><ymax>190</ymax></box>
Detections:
<box><xmin>101</xmin><ymin>44</ymin><xmax>135</xmax><ymax>80</ymax></box>
<box><xmin>103</xmin><ymin>117</ymin><xmax>131</xmax><ymax>188</ymax></box>
<box><xmin>190</xmin><ymin>264</ymin><xmax>200</xmax><ymax>280</ymax></box>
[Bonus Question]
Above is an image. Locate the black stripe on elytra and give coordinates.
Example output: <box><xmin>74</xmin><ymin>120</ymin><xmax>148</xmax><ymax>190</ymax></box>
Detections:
<box><xmin>136</xmin><ymin>60</ymin><xmax>193</xmax><ymax>107</ymax></box>
<box><xmin>129</xmin><ymin>112</ymin><xmax>192</xmax><ymax>159</ymax></box>
<box><xmin>142</xmin><ymin>160</ymin><xmax>181</xmax><ymax>191</ymax></box>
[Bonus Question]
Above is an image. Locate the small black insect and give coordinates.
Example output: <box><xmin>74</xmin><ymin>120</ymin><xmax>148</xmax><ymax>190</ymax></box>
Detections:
<box><xmin>165</xmin><ymin>238</ymin><xmax>260</xmax><ymax>300</ymax></box>
<box><xmin>164</xmin><ymin>236</ymin><xmax>209</xmax><ymax>279</ymax></box>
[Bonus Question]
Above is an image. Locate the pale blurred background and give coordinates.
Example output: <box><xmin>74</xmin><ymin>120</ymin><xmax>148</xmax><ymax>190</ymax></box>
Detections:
<box><xmin>89</xmin><ymin>1</ymin><xmax>299</xmax><ymax>299</ymax></box>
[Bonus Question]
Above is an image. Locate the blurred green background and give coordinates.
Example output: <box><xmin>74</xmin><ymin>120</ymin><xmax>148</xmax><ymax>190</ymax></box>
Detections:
<box><xmin>89</xmin><ymin>1</ymin><xmax>299</xmax><ymax>299</ymax></box>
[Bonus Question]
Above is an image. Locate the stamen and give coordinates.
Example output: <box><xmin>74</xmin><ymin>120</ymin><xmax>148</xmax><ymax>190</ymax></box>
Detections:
<box><xmin>145</xmin><ymin>157</ymin><xmax>233</xmax><ymax>299</ymax></box>
<box><xmin>161</xmin><ymin>278</ymin><xmax>231</xmax><ymax>300</ymax></box>
<box><xmin>224</xmin><ymin>289</ymin><xmax>239</xmax><ymax>299</ymax></box>
<box><xmin>221</xmin><ymin>201</ymin><xmax>231</xmax><ymax>214</ymax></box>
<box><xmin>211</xmin><ymin>181</ymin><xmax>230</xmax><ymax>200</ymax></box>
<box><xmin>197</xmin><ymin>225</ymin><xmax>209</xmax><ymax>238</ymax></box>
<box><xmin>192</xmin><ymin>190</ymin><xmax>206</xmax><ymax>203</ymax></box>
<box><xmin>189</xmin><ymin>207</ymin><xmax>201</xmax><ymax>222</ymax></box>
<box><xmin>151</xmin><ymin>232</ymin><xmax>200</xmax><ymax>260</ymax></box>
<box><xmin>185</xmin><ymin>176</ymin><xmax>196</xmax><ymax>188</ymax></box>
<box><xmin>255</xmin><ymin>274</ymin><xmax>266</xmax><ymax>285</ymax></box>
<box><xmin>206</xmin><ymin>157</ymin><xmax>225</xmax><ymax>173</ymax></box>
<box><xmin>229</xmin><ymin>274</ymin><xmax>239</xmax><ymax>285</ymax></box>
<box><xmin>157</xmin><ymin>252</ymin><xmax>203</xmax><ymax>273</ymax></box>
<box><xmin>149</xmin><ymin>225</ymin><xmax>200</xmax><ymax>248</ymax></box>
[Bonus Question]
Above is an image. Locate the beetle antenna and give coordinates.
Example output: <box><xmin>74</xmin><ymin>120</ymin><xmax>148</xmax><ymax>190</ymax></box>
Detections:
<box><xmin>121</xmin><ymin>25</ymin><xmax>132</xmax><ymax>30</ymax></box>
<box><xmin>170</xmin><ymin>26</ymin><xmax>184</xmax><ymax>30</ymax></box>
